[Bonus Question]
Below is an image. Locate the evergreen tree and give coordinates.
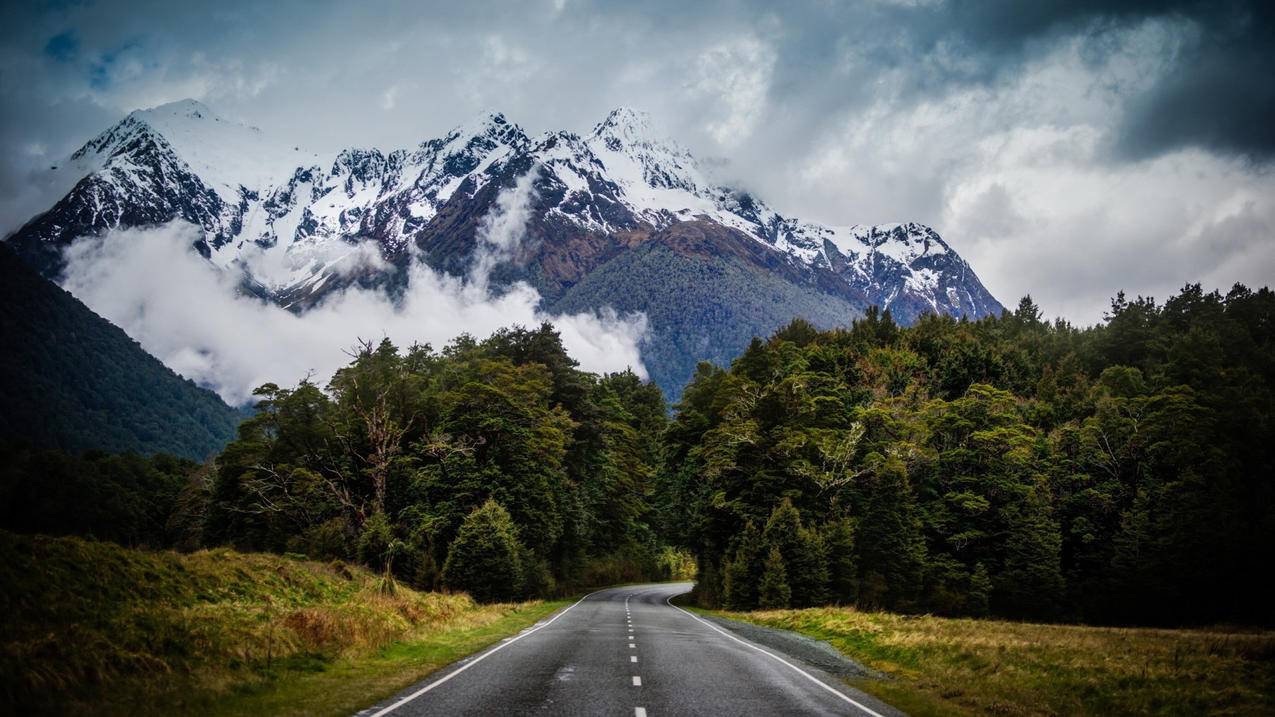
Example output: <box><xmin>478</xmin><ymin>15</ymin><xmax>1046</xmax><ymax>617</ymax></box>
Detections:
<box><xmin>441</xmin><ymin>500</ymin><xmax>525</xmax><ymax>603</ymax></box>
<box><xmin>968</xmin><ymin>563</ymin><xmax>992</xmax><ymax>617</ymax></box>
<box><xmin>758</xmin><ymin>546</ymin><xmax>792</xmax><ymax>609</ymax></box>
<box><xmin>722</xmin><ymin>523</ymin><xmax>762</xmax><ymax>610</ymax></box>
<box><xmin>994</xmin><ymin>483</ymin><xmax>1065</xmax><ymax>620</ymax></box>
<box><xmin>823</xmin><ymin>518</ymin><xmax>858</xmax><ymax>604</ymax></box>
<box><xmin>855</xmin><ymin>455</ymin><xmax>926</xmax><ymax>610</ymax></box>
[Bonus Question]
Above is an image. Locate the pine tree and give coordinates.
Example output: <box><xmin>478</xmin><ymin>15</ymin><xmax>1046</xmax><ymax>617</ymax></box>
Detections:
<box><xmin>758</xmin><ymin>547</ymin><xmax>792</xmax><ymax>609</ymax></box>
<box><xmin>968</xmin><ymin>563</ymin><xmax>991</xmax><ymax>617</ymax></box>
<box><xmin>855</xmin><ymin>455</ymin><xmax>926</xmax><ymax>610</ymax></box>
<box><xmin>823</xmin><ymin>518</ymin><xmax>858</xmax><ymax>604</ymax></box>
<box><xmin>722</xmin><ymin>523</ymin><xmax>762</xmax><ymax>610</ymax></box>
<box><xmin>994</xmin><ymin>483</ymin><xmax>1065</xmax><ymax>619</ymax></box>
<box><xmin>795</xmin><ymin>527</ymin><xmax>829</xmax><ymax>607</ymax></box>
<box><xmin>441</xmin><ymin>500</ymin><xmax>525</xmax><ymax>603</ymax></box>
<box><xmin>762</xmin><ymin>498</ymin><xmax>827</xmax><ymax>606</ymax></box>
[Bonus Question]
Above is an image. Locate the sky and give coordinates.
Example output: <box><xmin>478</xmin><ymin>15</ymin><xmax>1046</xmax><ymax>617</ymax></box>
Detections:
<box><xmin>2</xmin><ymin>0</ymin><xmax>1273</xmax><ymax>326</ymax></box>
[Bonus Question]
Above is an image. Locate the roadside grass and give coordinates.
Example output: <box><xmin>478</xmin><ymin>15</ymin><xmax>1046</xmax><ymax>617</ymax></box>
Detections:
<box><xmin>713</xmin><ymin>607</ymin><xmax>1275</xmax><ymax>717</ymax></box>
<box><xmin>0</xmin><ymin>530</ymin><xmax>564</xmax><ymax>716</ymax></box>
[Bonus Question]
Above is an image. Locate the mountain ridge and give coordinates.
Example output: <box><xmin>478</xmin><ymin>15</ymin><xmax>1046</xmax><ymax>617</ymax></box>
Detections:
<box><xmin>4</xmin><ymin>99</ymin><xmax>1004</xmax><ymax>396</ymax></box>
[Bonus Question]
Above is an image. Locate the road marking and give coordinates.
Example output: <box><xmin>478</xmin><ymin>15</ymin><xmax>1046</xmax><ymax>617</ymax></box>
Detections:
<box><xmin>635</xmin><ymin>708</ymin><xmax>647</xmax><ymax>717</ymax></box>
<box><xmin>364</xmin><ymin>588</ymin><xmax>607</xmax><ymax>716</ymax></box>
<box><xmin>632</xmin><ymin>676</ymin><xmax>642</xmax><ymax>686</ymax></box>
<box><xmin>629</xmin><ymin>642</ymin><xmax>636</xmax><ymax>648</ymax></box>
<box><xmin>631</xmin><ymin>655</ymin><xmax>638</xmax><ymax>663</ymax></box>
<box><xmin>664</xmin><ymin>594</ymin><xmax>888</xmax><ymax>717</ymax></box>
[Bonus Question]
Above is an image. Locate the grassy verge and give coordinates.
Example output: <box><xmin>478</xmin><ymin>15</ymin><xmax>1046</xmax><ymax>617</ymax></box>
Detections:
<box><xmin>0</xmin><ymin>530</ymin><xmax>565</xmax><ymax>716</ymax></box>
<box><xmin>710</xmin><ymin>607</ymin><xmax>1275</xmax><ymax>717</ymax></box>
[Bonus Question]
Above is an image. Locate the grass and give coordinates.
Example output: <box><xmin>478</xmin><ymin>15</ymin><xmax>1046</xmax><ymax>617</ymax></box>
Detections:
<box><xmin>710</xmin><ymin>606</ymin><xmax>1275</xmax><ymax>716</ymax></box>
<box><xmin>0</xmin><ymin>530</ymin><xmax>565</xmax><ymax>716</ymax></box>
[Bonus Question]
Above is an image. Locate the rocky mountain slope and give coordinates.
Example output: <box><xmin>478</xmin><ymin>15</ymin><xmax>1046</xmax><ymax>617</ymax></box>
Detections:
<box><xmin>4</xmin><ymin>100</ymin><xmax>1003</xmax><ymax>397</ymax></box>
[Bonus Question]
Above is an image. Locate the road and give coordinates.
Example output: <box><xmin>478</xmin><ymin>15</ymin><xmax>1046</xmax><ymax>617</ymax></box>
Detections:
<box><xmin>356</xmin><ymin>582</ymin><xmax>900</xmax><ymax>717</ymax></box>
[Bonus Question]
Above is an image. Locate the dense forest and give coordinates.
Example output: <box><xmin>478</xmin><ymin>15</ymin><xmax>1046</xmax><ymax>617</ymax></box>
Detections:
<box><xmin>0</xmin><ymin>245</ymin><xmax>242</xmax><ymax>460</ymax></box>
<box><xmin>666</xmin><ymin>284</ymin><xmax>1274</xmax><ymax>625</ymax></box>
<box><xmin>3</xmin><ymin>282</ymin><xmax>1271</xmax><ymax>626</ymax></box>
<box><xmin>204</xmin><ymin>325</ymin><xmax>675</xmax><ymax>597</ymax></box>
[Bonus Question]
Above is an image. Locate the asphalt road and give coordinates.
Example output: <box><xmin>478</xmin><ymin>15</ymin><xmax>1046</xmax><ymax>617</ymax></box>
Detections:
<box><xmin>356</xmin><ymin>582</ymin><xmax>901</xmax><ymax>717</ymax></box>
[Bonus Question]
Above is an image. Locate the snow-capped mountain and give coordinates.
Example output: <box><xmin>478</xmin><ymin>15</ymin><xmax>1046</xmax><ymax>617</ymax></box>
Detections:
<box><xmin>4</xmin><ymin>100</ymin><xmax>1003</xmax><ymax>395</ymax></box>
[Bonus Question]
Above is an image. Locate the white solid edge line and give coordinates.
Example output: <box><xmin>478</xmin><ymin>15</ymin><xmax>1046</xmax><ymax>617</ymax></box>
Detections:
<box><xmin>664</xmin><ymin>594</ymin><xmax>887</xmax><ymax>717</ymax></box>
<box><xmin>365</xmin><ymin>587</ymin><xmax>609</xmax><ymax>716</ymax></box>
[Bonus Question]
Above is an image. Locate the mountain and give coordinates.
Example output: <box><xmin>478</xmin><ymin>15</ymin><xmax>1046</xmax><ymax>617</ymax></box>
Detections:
<box><xmin>4</xmin><ymin>100</ymin><xmax>1003</xmax><ymax>397</ymax></box>
<box><xmin>0</xmin><ymin>244</ymin><xmax>242</xmax><ymax>460</ymax></box>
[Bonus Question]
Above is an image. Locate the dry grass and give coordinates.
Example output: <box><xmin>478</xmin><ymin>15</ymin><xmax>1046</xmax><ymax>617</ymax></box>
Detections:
<box><xmin>0</xmin><ymin>531</ymin><xmax>561</xmax><ymax>716</ymax></box>
<box><xmin>718</xmin><ymin>607</ymin><xmax>1275</xmax><ymax>717</ymax></box>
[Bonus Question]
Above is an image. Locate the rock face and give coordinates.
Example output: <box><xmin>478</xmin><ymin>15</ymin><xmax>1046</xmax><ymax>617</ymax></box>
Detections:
<box><xmin>4</xmin><ymin>100</ymin><xmax>1004</xmax><ymax>397</ymax></box>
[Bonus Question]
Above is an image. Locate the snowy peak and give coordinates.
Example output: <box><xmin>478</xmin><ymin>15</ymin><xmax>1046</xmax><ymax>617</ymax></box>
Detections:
<box><xmin>68</xmin><ymin>98</ymin><xmax>316</xmax><ymax>205</ymax></box>
<box><xmin>8</xmin><ymin>100</ymin><xmax>1003</xmax><ymax>322</ymax></box>
<box><xmin>590</xmin><ymin>107</ymin><xmax>654</xmax><ymax>144</ymax></box>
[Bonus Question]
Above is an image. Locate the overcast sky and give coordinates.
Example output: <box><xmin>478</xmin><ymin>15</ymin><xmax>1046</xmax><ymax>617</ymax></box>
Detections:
<box><xmin>1</xmin><ymin>0</ymin><xmax>1272</xmax><ymax>323</ymax></box>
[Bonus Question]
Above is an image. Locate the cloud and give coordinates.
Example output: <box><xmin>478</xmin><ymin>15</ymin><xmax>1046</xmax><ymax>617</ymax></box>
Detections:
<box><xmin>469</xmin><ymin>166</ymin><xmax>539</xmax><ymax>292</ymax></box>
<box><xmin>687</xmin><ymin>36</ymin><xmax>776</xmax><ymax>147</ymax></box>
<box><xmin>1</xmin><ymin>0</ymin><xmax>1272</xmax><ymax>329</ymax></box>
<box><xmin>59</xmin><ymin>180</ymin><xmax>648</xmax><ymax>405</ymax></box>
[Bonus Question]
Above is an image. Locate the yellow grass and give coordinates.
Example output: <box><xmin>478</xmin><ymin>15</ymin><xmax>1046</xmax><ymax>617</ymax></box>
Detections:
<box><xmin>716</xmin><ymin>607</ymin><xmax>1275</xmax><ymax>717</ymax></box>
<box><xmin>0</xmin><ymin>531</ymin><xmax>564</xmax><ymax>716</ymax></box>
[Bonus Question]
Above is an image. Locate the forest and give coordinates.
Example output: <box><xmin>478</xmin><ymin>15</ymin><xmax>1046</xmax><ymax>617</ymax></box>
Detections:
<box><xmin>666</xmin><ymin>284</ymin><xmax>1274</xmax><ymax>625</ymax></box>
<box><xmin>2</xmin><ymin>283</ymin><xmax>1271</xmax><ymax>626</ymax></box>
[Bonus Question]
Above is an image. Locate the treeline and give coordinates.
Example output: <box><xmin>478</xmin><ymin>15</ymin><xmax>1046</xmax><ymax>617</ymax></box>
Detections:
<box><xmin>0</xmin><ymin>445</ymin><xmax>200</xmax><ymax>548</ymax></box>
<box><xmin>665</xmin><ymin>284</ymin><xmax>1274</xmax><ymax>625</ymax></box>
<box><xmin>203</xmin><ymin>325</ymin><xmax>673</xmax><ymax>598</ymax></box>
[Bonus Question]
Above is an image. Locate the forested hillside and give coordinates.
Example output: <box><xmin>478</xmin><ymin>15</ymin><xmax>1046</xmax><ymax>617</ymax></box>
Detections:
<box><xmin>0</xmin><ymin>245</ymin><xmax>242</xmax><ymax>460</ymax></box>
<box><xmin>205</xmin><ymin>325</ymin><xmax>674</xmax><ymax>596</ymax></box>
<box><xmin>664</xmin><ymin>285</ymin><xmax>1274</xmax><ymax>625</ymax></box>
<box><xmin>3</xmin><ymin>278</ymin><xmax>1270</xmax><ymax>628</ymax></box>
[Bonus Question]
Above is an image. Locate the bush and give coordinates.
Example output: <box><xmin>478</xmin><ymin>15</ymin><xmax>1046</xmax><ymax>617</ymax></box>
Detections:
<box><xmin>441</xmin><ymin>500</ymin><xmax>525</xmax><ymax>603</ymax></box>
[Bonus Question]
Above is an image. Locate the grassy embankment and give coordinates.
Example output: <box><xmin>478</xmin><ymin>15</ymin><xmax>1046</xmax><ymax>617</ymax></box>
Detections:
<box><xmin>0</xmin><ymin>530</ymin><xmax>565</xmax><ymax>716</ymax></box>
<box><xmin>713</xmin><ymin>606</ymin><xmax>1275</xmax><ymax>716</ymax></box>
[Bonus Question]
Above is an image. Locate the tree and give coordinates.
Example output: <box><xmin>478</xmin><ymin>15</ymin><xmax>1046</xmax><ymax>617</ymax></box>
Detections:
<box><xmin>994</xmin><ymin>483</ymin><xmax>1065</xmax><ymax>620</ymax></box>
<box><xmin>758</xmin><ymin>547</ymin><xmax>792</xmax><ymax>609</ymax></box>
<box><xmin>722</xmin><ymin>523</ymin><xmax>762</xmax><ymax>610</ymax></box>
<box><xmin>441</xmin><ymin>500</ymin><xmax>525</xmax><ymax>603</ymax></box>
<box><xmin>823</xmin><ymin>518</ymin><xmax>858</xmax><ymax>604</ymax></box>
<box><xmin>854</xmin><ymin>455</ymin><xmax>925</xmax><ymax>610</ymax></box>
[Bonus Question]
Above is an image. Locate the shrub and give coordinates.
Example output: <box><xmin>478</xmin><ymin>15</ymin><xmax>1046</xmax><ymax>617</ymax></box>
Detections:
<box><xmin>441</xmin><ymin>500</ymin><xmax>525</xmax><ymax>603</ymax></box>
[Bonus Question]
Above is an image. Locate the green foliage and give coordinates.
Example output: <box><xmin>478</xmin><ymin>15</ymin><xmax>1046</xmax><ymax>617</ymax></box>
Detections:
<box><xmin>208</xmin><ymin>325</ymin><xmax>671</xmax><ymax>598</ymax></box>
<box><xmin>0</xmin><ymin>245</ymin><xmax>242</xmax><ymax>460</ymax></box>
<box><xmin>0</xmin><ymin>530</ymin><xmax>556</xmax><ymax>717</ymax></box>
<box><xmin>0</xmin><ymin>444</ymin><xmax>198</xmax><ymax>547</ymax></box>
<box><xmin>441</xmin><ymin>501</ymin><xmax>525</xmax><ymax>603</ymax></box>
<box><xmin>669</xmin><ymin>284</ymin><xmax>1275</xmax><ymax>625</ymax></box>
<box><xmin>822</xmin><ymin>518</ymin><xmax>858</xmax><ymax>604</ymax></box>
<box><xmin>758</xmin><ymin>547</ymin><xmax>791</xmax><ymax>609</ymax></box>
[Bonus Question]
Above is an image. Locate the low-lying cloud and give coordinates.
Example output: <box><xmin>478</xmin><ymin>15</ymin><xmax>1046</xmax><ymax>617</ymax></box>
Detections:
<box><xmin>60</xmin><ymin>179</ymin><xmax>648</xmax><ymax>405</ymax></box>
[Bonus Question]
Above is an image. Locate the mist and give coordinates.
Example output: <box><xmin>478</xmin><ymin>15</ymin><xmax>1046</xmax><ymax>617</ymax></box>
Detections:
<box><xmin>59</xmin><ymin>174</ymin><xmax>648</xmax><ymax>405</ymax></box>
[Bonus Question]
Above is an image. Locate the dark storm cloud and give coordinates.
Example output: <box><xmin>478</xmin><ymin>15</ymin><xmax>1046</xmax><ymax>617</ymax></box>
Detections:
<box><xmin>0</xmin><ymin>0</ymin><xmax>1271</xmax><ymax>323</ymax></box>
<box><xmin>936</xmin><ymin>1</ymin><xmax>1275</xmax><ymax>160</ymax></box>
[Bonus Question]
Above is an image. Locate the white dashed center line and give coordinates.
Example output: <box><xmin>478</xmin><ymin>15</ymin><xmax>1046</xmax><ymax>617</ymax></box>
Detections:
<box><xmin>635</xmin><ymin>708</ymin><xmax>647</xmax><ymax>717</ymax></box>
<box><xmin>629</xmin><ymin>642</ymin><xmax>636</xmax><ymax>648</ymax></box>
<box><xmin>631</xmin><ymin>655</ymin><xmax>638</xmax><ymax>663</ymax></box>
<box><xmin>632</xmin><ymin>676</ymin><xmax>642</xmax><ymax>687</ymax></box>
